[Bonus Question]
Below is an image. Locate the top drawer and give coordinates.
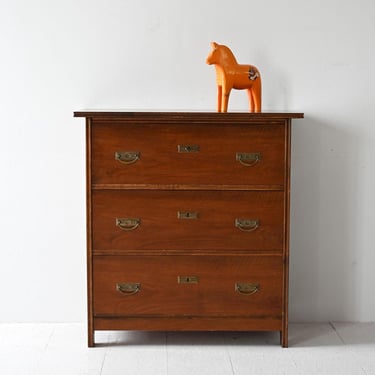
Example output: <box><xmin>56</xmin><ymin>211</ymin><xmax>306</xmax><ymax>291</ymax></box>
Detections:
<box><xmin>90</xmin><ymin>121</ymin><xmax>286</xmax><ymax>186</ymax></box>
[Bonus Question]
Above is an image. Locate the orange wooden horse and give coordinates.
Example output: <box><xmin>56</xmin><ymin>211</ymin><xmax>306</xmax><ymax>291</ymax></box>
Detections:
<box><xmin>206</xmin><ymin>42</ymin><xmax>261</xmax><ymax>113</ymax></box>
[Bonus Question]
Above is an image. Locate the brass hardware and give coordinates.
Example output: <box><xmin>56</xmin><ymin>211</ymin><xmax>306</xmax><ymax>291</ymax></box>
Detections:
<box><xmin>236</xmin><ymin>152</ymin><xmax>261</xmax><ymax>166</ymax></box>
<box><xmin>235</xmin><ymin>283</ymin><xmax>260</xmax><ymax>295</ymax></box>
<box><xmin>177</xmin><ymin>211</ymin><xmax>199</xmax><ymax>219</ymax></box>
<box><xmin>178</xmin><ymin>144</ymin><xmax>200</xmax><ymax>153</ymax></box>
<box><xmin>116</xmin><ymin>217</ymin><xmax>140</xmax><ymax>231</ymax></box>
<box><xmin>116</xmin><ymin>282</ymin><xmax>141</xmax><ymax>295</ymax></box>
<box><xmin>115</xmin><ymin>151</ymin><xmax>140</xmax><ymax>164</ymax></box>
<box><xmin>178</xmin><ymin>276</ymin><xmax>199</xmax><ymax>284</ymax></box>
<box><xmin>235</xmin><ymin>218</ymin><xmax>259</xmax><ymax>232</ymax></box>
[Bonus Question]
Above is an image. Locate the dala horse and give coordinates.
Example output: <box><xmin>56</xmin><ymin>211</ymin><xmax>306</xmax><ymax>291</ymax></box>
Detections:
<box><xmin>206</xmin><ymin>42</ymin><xmax>261</xmax><ymax>113</ymax></box>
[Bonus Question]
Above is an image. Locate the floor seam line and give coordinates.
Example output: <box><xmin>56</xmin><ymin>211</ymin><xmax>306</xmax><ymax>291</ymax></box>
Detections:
<box><xmin>99</xmin><ymin>352</ymin><xmax>107</xmax><ymax>375</ymax></box>
<box><xmin>329</xmin><ymin>321</ymin><xmax>346</xmax><ymax>344</ymax></box>
<box><xmin>224</xmin><ymin>334</ymin><xmax>236</xmax><ymax>375</ymax></box>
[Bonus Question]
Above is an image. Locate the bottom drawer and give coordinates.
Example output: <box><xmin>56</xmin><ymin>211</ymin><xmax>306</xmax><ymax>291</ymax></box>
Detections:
<box><xmin>93</xmin><ymin>256</ymin><xmax>283</xmax><ymax>318</ymax></box>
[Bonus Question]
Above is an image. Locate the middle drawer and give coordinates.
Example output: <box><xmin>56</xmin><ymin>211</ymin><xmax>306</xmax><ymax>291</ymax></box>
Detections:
<box><xmin>92</xmin><ymin>190</ymin><xmax>284</xmax><ymax>252</ymax></box>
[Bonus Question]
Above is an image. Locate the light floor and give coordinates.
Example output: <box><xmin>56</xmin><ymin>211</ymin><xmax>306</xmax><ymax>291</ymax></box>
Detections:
<box><xmin>0</xmin><ymin>322</ymin><xmax>374</xmax><ymax>375</ymax></box>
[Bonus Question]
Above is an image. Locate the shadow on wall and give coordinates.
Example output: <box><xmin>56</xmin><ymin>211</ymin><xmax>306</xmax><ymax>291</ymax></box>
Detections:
<box><xmin>289</xmin><ymin>115</ymin><xmax>361</xmax><ymax>322</ymax></box>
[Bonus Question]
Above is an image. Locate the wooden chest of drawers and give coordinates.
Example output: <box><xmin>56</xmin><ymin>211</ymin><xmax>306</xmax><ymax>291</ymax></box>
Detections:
<box><xmin>74</xmin><ymin>111</ymin><xmax>303</xmax><ymax>347</ymax></box>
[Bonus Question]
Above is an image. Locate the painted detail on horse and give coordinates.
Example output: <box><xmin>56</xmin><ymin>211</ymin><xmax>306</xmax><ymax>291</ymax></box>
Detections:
<box><xmin>248</xmin><ymin>68</ymin><xmax>259</xmax><ymax>81</ymax></box>
<box><xmin>206</xmin><ymin>42</ymin><xmax>262</xmax><ymax>113</ymax></box>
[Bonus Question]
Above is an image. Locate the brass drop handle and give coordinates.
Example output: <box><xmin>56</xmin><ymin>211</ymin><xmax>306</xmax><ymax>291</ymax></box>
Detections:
<box><xmin>115</xmin><ymin>151</ymin><xmax>140</xmax><ymax>165</ymax></box>
<box><xmin>235</xmin><ymin>218</ymin><xmax>259</xmax><ymax>232</ymax></box>
<box><xmin>116</xmin><ymin>282</ymin><xmax>141</xmax><ymax>295</ymax></box>
<box><xmin>116</xmin><ymin>218</ymin><xmax>140</xmax><ymax>231</ymax></box>
<box><xmin>236</xmin><ymin>152</ymin><xmax>261</xmax><ymax>167</ymax></box>
<box><xmin>235</xmin><ymin>283</ymin><xmax>260</xmax><ymax>295</ymax></box>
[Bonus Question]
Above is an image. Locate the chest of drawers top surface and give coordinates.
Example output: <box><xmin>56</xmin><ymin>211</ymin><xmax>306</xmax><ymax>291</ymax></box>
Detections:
<box><xmin>74</xmin><ymin>110</ymin><xmax>303</xmax><ymax>119</ymax></box>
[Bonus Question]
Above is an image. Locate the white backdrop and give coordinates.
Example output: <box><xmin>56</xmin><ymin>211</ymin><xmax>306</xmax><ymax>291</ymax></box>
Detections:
<box><xmin>0</xmin><ymin>0</ymin><xmax>374</xmax><ymax>322</ymax></box>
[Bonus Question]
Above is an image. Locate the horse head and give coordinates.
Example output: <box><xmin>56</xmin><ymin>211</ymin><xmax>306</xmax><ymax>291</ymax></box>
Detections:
<box><xmin>206</xmin><ymin>42</ymin><xmax>237</xmax><ymax>66</ymax></box>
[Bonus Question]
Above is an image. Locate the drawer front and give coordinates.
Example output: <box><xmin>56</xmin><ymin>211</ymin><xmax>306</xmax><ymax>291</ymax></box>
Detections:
<box><xmin>92</xmin><ymin>190</ymin><xmax>284</xmax><ymax>252</ymax></box>
<box><xmin>91</xmin><ymin>122</ymin><xmax>286</xmax><ymax>186</ymax></box>
<box><xmin>93</xmin><ymin>255</ymin><xmax>283</xmax><ymax>317</ymax></box>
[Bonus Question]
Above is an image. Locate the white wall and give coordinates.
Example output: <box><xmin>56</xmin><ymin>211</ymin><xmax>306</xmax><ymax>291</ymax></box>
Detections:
<box><xmin>0</xmin><ymin>0</ymin><xmax>374</xmax><ymax>322</ymax></box>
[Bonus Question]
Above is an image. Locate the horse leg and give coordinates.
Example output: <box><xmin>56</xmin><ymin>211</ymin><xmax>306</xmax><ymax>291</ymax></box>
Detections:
<box><xmin>251</xmin><ymin>79</ymin><xmax>262</xmax><ymax>112</ymax></box>
<box><xmin>217</xmin><ymin>85</ymin><xmax>222</xmax><ymax>112</ymax></box>
<box><xmin>247</xmin><ymin>89</ymin><xmax>255</xmax><ymax>112</ymax></box>
<box><xmin>222</xmin><ymin>87</ymin><xmax>231</xmax><ymax>112</ymax></box>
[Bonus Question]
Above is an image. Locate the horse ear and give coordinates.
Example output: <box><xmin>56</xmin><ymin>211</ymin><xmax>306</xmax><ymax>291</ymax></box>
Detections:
<box><xmin>211</xmin><ymin>42</ymin><xmax>218</xmax><ymax>49</ymax></box>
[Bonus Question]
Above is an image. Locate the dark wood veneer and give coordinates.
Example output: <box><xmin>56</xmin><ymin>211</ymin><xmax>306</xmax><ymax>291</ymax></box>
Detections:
<box><xmin>75</xmin><ymin>111</ymin><xmax>303</xmax><ymax>347</ymax></box>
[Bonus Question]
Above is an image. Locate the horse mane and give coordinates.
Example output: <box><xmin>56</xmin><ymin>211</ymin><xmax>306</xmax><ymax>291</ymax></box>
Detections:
<box><xmin>217</xmin><ymin>44</ymin><xmax>238</xmax><ymax>65</ymax></box>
